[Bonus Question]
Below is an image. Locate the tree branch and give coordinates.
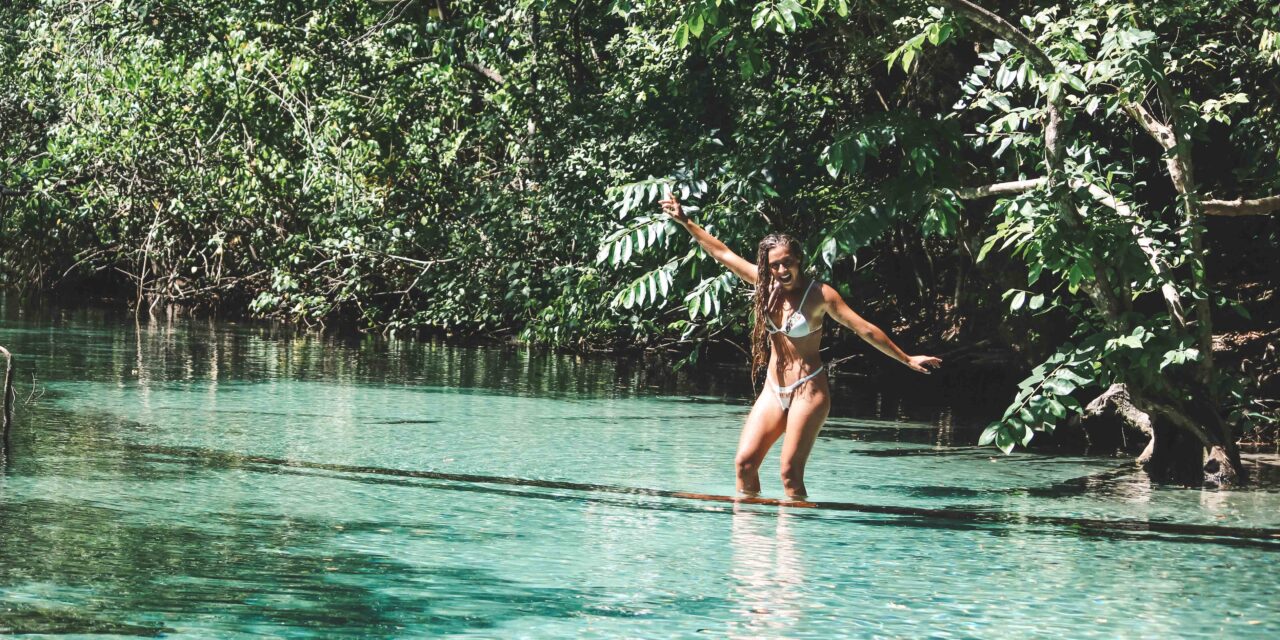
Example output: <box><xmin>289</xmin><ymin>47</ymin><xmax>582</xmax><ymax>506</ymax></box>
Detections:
<box><xmin>0</xmin><ymin>345</ymin><xmax>12</xmax><ymax>451</ymax></box>
<box><xmin>1203</xmin><ymin>194</ymin><xmax>1280</xmax><ymax>216</ymax></box>
<box><xmin>1123</xmin><ymin>102</ymin><xmax>1175</xmax><ymax>151</ymax></box>
<box><xmin>461</xmin><ymin>61</ymin><xmax>505</xmax><ymax>85</ymax></box>
<box><xmin>954</xmin><ymin>178</ymin><xmax>1045</xmax><ymax>199</ymax></box>
<box><xmin>933</xmin><ymin>0</ymin><xmax>1055</xmax><ymax>73</ymax></box>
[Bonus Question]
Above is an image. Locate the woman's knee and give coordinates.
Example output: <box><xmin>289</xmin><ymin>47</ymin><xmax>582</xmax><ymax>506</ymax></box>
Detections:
<box><xmin>735</xmin><ymin>454</ymin><xmax>760</xmax><ymax>476</ymax></box>
<box><xmin>779</xmin><ymin>461</ymin><xmax>804</xmax><ymax>486</ymax></box>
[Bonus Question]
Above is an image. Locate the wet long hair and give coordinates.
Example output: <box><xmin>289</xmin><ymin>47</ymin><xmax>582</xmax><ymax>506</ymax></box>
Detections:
<box><xmin>750</xmin><ymin>233</ymin><xmax>805</xmax><ymax>386</ymax></box>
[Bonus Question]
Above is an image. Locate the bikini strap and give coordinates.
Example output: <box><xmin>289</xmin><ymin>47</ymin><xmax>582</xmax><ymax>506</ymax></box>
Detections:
<box><xmin>797</xmin><ymin>279</ymin><xmax>816</xmax><ymax>308</ymax></box>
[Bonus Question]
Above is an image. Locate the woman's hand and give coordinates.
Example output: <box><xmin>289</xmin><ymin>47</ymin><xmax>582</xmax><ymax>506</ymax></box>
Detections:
<box><xmin>905</xmin><ymin>355</ymin><xmax>942</xmax><ymax>374</ymax></box>
<box><xmin>660</xmin><ymin>192</ymin><xmax>688</xmax><ymax>224</ymax></box>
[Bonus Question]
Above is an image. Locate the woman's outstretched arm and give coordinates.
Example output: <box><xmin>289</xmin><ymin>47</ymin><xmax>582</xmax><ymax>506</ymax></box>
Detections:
<box><xmin>820</xmin><ymin>284</ymin><xmax>942</xmax><ymax>374</ymax></box>
<box><xmin>660</xmin><ymin>194</ymin><xmax>757</xmax><ymax>284</ymax></box>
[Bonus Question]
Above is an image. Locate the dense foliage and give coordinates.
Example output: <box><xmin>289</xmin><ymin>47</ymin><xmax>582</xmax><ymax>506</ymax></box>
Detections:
<box><xmin>2</xmin><ymin>1</ymin><xmax>1277</xmax><ymax>480</ymax></box>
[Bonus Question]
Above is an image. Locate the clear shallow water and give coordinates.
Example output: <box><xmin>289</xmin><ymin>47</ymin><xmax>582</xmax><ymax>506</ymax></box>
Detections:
<box><xmin>0</xmin><ymin>302</ymin><xmax>1278</xmax><ymax>637</ymax></box>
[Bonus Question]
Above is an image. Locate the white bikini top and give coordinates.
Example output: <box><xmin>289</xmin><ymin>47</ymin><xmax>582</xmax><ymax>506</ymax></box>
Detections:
<box><xmin>766</xmin><ymin>280</ymin><xmax>821</xmax><ymax>338</ymax></box>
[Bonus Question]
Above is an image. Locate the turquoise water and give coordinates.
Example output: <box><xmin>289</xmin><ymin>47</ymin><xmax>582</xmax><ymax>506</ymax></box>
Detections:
<box><xmin>0</xmin><ymin>303</ymin><xmax>1278</xmax><ymax>637</ymax></box>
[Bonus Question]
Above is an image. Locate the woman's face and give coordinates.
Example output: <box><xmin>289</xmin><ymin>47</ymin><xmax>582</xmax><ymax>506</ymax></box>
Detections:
<box><xmin>766</xmin><ymin>246</ymin><xmax>802</xmax><ymax>291</ymax></box>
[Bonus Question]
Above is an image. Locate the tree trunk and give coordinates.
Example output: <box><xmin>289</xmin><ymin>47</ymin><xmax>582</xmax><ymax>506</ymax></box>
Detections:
<box><xmin>1085</xmin><ymin>383</ymin><xmax>1245</xmax><ymax>487</ymax></box>
<box><xmin>1</xmin><ymin>345</ymin><xmax>13</xmax><ymax>457</ymax></box>
<box><xmin>1080</xmin><ymin>383</ymin><xmax>1152</xmax><ymax>455</ymax></box>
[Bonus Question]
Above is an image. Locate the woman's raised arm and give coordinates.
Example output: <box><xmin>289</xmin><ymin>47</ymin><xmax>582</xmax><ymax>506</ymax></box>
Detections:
<box><xmin>660</xmin><ymin>194</ymin><xmax>757</xmax><ymax>284</ymax></box>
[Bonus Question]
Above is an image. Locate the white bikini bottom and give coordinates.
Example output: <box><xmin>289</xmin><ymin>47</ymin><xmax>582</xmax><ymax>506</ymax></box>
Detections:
<box><xmin>770</xmin><ymin>366</ymin><xmax>825</xmax><ymax>411</ymax></box>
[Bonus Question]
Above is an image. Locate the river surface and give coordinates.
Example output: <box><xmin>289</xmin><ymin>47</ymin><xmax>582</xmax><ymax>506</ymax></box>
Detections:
<box><xmin>0</xmin><ymin>300</ymin><xmax>1277</xmax><ymax>637</ymax></box>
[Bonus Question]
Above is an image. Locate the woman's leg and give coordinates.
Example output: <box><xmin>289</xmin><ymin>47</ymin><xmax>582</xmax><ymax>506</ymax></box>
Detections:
<box><xmin>778</xmin><ymin>377</ymin><xmax>831</xmax><ymax>499</ymax></box>
<box><xmin>735</xmin><ymin>390</ymin><xmax>787</xmax><ymax>495</ymax></box>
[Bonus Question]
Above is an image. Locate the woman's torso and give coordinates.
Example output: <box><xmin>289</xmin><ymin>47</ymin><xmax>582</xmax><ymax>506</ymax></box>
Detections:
<box><xmin>765</xmin><ymin>280</ymin><xmax>827</xmax><ymax>385</ymax></box>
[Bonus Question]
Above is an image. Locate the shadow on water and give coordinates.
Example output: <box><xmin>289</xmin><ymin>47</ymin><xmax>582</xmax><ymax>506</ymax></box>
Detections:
<box><xmin>116</xmin><ymin>442</ymin><xmax>1280</xmax><ymax>551</ymax></box>
<box><xmin>0</xmin><ymin>486</ymin><xmax>693</xmax><ymax>636</ymax></box>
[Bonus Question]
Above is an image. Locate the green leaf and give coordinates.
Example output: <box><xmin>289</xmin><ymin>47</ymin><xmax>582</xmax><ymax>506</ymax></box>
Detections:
<box><xmin>901</xmin><ymin>47</ymin><xmax>916</xmax><ymax>72</ymax></box>
<box><xmin>977</xmin><ymin>234</ymin><xmax>1000</xmax><ymax>262</ymax></box>
<box><xmin>688</xmin><ymin>12</ymin><xmax>705</xmax><ymax>38</ymax></box>
<box><xmin>822</xmin><ymin>143</ymin><xmax>841</xmax><ymax>178</ymax></box>
<box><xmin>1046</xmin><ymin>398</ymin><xmax>1068</xmax><ymax>419</ymax></box>
<box><xmin>706</xmin><ymin>27</ymin><xmax>732</xmax><ymax>48</ymax></box>
<box><xmin>885</xmin><ymin>49</ymin><xmax>900</xmax><ymax>72</ymax></box>
<box><xmin>995</xmin><ymin>427</ymin><xmax>1016</xmax><ymax>454</ymax></box>
<box><xmin>1027</xmin><ymin>262</ymin><xmax>1043</xmax><ymax>285</ymax></box>
<box><xmin>821</xmin><ymin>236</ymin><xmax>838</xmax><ymax>267</ymax></box>
<box><xmin>978</xmin><ymin>423</ymin><xmax>1000</xmax><ymax>446</ymax></box>
<box><xmin>674</xmin><ymin>23</ymin><xmax>689</xmax><ymax>49</ymax></box>
<box><xmin>1058</xmin><ymin>369</ymin><xmax>1092</xmax><ymax>386</ymax></box>
<box><xmin>1011</xmin><ymin>290</ymin><xmax>1027</xmax><ymax>311</ymax></box>
<box><xmin>1042</xmin><ymin>377</ymin><xmax>1077</xmax><ymax>396</ymax></box>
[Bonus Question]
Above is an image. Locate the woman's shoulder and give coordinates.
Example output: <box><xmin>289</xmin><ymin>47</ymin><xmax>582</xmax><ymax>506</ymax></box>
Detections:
<box><xmin>813</xmin><ymin>281</ymin><xmax>848</xmax><ymax>306</ymax></box>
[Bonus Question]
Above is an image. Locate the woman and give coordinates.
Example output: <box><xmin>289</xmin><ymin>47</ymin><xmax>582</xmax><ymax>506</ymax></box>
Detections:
<box><xmin>661</xmin><ymin>194</ymin><xmax>941</xmax><ymax>499</ymax></box>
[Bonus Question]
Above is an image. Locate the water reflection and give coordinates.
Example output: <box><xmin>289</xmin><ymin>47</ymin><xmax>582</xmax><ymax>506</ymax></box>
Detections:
<box><xmin>0</xmin><ymin>296</ymin><xmax>995</xmax><ymax>436</ymax></box>
<box><xmin>728</xmin><ymin>505</ymin><xmax>805</xmax><ymax>638</ymax></box>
